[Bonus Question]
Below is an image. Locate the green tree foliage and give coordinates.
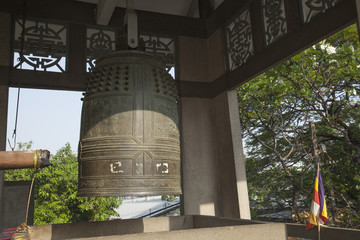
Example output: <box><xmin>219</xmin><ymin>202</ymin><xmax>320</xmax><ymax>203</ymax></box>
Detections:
<box><xmin>5</xmin><ymin>142</ymin><xmax>122</xmax><ymax>225</ymax></box>
<box><xmin>161</xmin><ymin>195</ymin><xmax>175</xmax><ymax>202</ymax></box>
<box><xmin>239</xmin><ymin>24</ymin><xmax>360</xmax><ymax>228</ymax></box>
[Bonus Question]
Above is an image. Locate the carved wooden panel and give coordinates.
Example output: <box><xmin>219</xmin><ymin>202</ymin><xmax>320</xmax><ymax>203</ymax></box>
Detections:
<box><xmin>261</xmin><ymin>0</ymin><xmax>287</xmax><ymax>46</ymax></box>
<box><xmin>225</xmin><ymin>8</ymin><xmax>254</xmax><ymax>70</ymax></box>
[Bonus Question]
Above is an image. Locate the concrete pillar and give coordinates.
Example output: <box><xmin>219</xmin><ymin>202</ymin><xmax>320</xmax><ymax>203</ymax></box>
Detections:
<box><xmin>211</xmin><ymin>90</ymin><xmax>250</xmax><ymax>219</ymax></box>
<box><xmin>181</xmin><ymin>97</ymin><xmax>220</xmax><ymax>215</ymax></box>
<box><xmin>178</xmin><ymin>29</ymin><xmax>250</xmax><ymax>218</ymax></box>
<box><xmin>0</xmin><ymin>86</ymin><xmax>8</xmax><ymax>228</ymax></box>
<box><xmin>179</xmin><ymin>33</ymin><xmax>220</xmax><ymax>216</ymax></box>
<box><xmin>227</xmin><ymin>90</ymin><xmax>251</xmax><ymax>219</ymax></box>
<box><xmin>0</xmin><ymin>12</ymin><xmax>11</xmax><ymax>226</ymax></box>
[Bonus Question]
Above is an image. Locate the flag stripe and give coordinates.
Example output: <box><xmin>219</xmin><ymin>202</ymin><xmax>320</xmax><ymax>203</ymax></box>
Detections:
<box><xmin>307</xmin><ymin>168</ymin><xmax>327</xmax><ymax>230</ymax></box>
<box><xmin>318</xmin><ymin>172</ymin><xmax>328</xmax><ymax>223</ymax></box>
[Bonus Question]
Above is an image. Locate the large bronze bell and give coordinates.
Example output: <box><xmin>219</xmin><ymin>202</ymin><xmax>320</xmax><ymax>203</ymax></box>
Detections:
<box><xmin>78</xmin><ymin>50</ymin><xmax>181</xmax><ymax>197</ymax></box>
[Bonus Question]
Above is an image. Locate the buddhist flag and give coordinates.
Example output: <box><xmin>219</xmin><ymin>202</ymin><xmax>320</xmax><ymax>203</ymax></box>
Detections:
<box><xmin>306</xmin><ymin>167</ymin><xmax>328</xmax><ymax>230</ymax></box>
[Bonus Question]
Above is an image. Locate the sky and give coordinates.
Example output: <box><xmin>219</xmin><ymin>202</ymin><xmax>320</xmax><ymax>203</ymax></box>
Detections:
<box><xmin>6</xmin><ymin>87</ymin><xmax>83</xmax><ymax>155</ymax></box>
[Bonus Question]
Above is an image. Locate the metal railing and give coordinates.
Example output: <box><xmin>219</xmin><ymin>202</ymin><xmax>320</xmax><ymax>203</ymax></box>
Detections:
<box><xmin>137</xmin><ymin>202</ymin><xmax>180</xmax><ymax>218</ymax></box>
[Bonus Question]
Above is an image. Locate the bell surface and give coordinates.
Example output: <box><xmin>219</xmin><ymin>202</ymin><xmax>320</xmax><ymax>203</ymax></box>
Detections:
<box><xmin>78</xmin><ymin>50</ymin><xmax>181</xmax><ymax>197</ymax></box>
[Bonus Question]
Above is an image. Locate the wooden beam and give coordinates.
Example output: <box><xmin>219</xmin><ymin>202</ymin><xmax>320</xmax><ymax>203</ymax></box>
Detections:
<box><xmin>187</xmin><ymin>0</ymin><xmax>199</xmax><ymax>18</ymax></box>
<box><xmin>179</xmin><ymin>81</ymin><xmax>212</xmax><ymax>98</ymax></box>
<box><xmin>96</xmin><ymin>0</ymin><xmax>118</xmax><ymax>25</ymax></box>
<box><xmin>2</xmin><ymin>67</ymin><xmax>88</xmax><ymax>91</ymax></box>
<box><xmin>0</xmin><ymin>0</ymin><xmax>96</xmax><ymax>25</ymax></box>
<box><xmin>205</xmin><ymin>0</ymin><xmax>249</xmax><ymax>37</ymax></box>
<box><xmin>0</xmin><ymin>150</ymin><xmax>50</xmax><ymax>170</ymax></box>
<box><xmin>109</xmin><ymin>8</ymin><xmax>207</xmax><ymax>37</ymax></box>
<box><xmin>0</xmin><ymin>0</ymin><xmax>207</xmax><ymax>38</ymax></box>
<box><xmin>68</xmin><ymin>23</ymin><xmax>87</xmax><ymax>80</ymax></box>
<box><xmin>198</xmin><ymin>0</ymin><xmax>214</xmax><ymax>19</ymax></box>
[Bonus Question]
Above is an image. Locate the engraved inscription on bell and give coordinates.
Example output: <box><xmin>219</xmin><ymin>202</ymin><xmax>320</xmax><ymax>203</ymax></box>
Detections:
<box><xmin>78</xmin><ymin>50</ymin><xmax>181</xmax><ymax>197</ymax></box>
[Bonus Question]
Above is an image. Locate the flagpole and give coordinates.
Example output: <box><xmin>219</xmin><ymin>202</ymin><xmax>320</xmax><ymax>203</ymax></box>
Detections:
<box><xmin>317</xmin><ymin>162</ymin><xmax>320</xmax><ymax>178</ymax></box>
<box><xmin>313</xmin><ymin>121</ymin><xmax>321</xmax><ymax>239</ymax></box>
<box><xmin>309</xmin><ymin>122</ymin><xmax>328</xmax><ymax>239</ymax></box>
<box><xmin>317</xmin><ymin>162</ymin><xmax>321</xmax><ymax>240</ymax></box>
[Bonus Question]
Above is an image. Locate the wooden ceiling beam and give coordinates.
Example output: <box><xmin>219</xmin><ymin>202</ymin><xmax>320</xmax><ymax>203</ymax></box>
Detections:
<box><xmin>0</xmin><ymin>0</ymin><xmax>207</xmax><ymax>37</ymax></box>
<box><xmin>0</xmin><ymin>0</ymin><xmax>357</xmax><ymax>99</ymax></box>
<box><xmin>198</xmin><ymin>0</ymin><xmax>214</xmax><ymax>19</ymax></box>
<box><xmin>96</xmin><ymin>0</ymin><xmax>118</xmax><ymax>25</ymax></box>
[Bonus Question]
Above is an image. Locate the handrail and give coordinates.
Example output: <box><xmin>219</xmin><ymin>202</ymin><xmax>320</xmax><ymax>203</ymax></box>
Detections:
<box><xmin>136</xmin><ymin>202</ymin><xmax>180</xmax><ymax>218</ymax></box>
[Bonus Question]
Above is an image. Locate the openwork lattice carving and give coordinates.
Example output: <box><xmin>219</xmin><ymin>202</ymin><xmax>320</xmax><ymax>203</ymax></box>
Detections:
<box><xmin>225</xmin><ymin>9</ymin><xmax>254</xmax><ymax>71</ymax></box>
<box><xmin>86</xmin><ymin>27</ymin><xmax>117</xmax><ymax>72</ymax></box>
<box><xmin>262</xmin><ymin>0</ymin><xmax>287</xmax><ymax>46</ymax></box>
<box><xmin>13</xmin><ymin>18</ymin><xmax>67</xmax><ymax>72</ymax></box>
<box><xmin>140</xmin><ymin>34</ymin><xmax>176</xmax><ymax>72</ymax></box>
<box><xmin>300</xmin><ymin>0</ymin><xmax>341</xmax><ymax>23</ymax></box>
